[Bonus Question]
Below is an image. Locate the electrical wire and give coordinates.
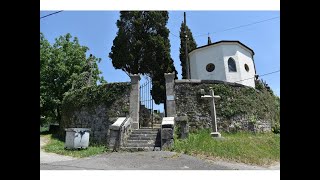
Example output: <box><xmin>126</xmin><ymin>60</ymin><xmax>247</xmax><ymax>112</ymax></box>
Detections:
<box><xmin>194</xmin><ymin>16</ymin><xmax>280</xmax><ymax>37</ymax></box>
<box><xmin>40</xmin><ymin>11</ymin><xmax>63</xmax><ymax>20</ymax></box>
<box><xmin>234</xmin><ymin>69</ymin><xmax>280</xmax><ymax>83</ymax></box>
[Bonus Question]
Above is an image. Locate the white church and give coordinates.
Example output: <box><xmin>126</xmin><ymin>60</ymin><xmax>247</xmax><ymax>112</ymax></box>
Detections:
<box><xmin>188</xmin><ymin>38</ymin><xmax>256</xmax><ymax>88</ymax></box>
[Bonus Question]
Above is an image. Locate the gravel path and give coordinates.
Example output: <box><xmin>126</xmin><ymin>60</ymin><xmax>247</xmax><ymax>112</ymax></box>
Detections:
<box><xmin>40</xmin><ymin>136</ymin><xmax>77</xmax><ymax>164</ymax></box>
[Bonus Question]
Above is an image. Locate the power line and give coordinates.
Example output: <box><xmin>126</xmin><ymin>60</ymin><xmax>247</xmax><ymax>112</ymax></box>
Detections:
<box><xmin>170</xmin><ymin>16</ymin><xmax>279</xmax><ymax>39</ymax></box>
<box><xmin>259</xmin><ymin>70</ymin><xmax>280</xmax><ymax>77</ymax></box>
<box><xmin>194</xmin><ymin>16</ymin><xmax>280</xmax><ymax>37</ymax></box>
<box><xmin>234</xmin><ymin>69</ymin><xmax>280</xmax><ymax>83</ymax></box>
<box><xmin>40</xmin><ymin>11</ymin><xmax>63</xmax><ymax>20</ymax></box>
<box><xmin>170</xmin><ymin>32</ymin><xmax>179</xmax><ymax>38</ymax></box>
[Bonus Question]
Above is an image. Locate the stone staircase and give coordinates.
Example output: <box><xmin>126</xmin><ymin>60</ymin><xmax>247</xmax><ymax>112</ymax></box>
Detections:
<box><xmin>122</xmin><ymin>126</ymin><xmax>161</xmax><ymax>151</ymax></box>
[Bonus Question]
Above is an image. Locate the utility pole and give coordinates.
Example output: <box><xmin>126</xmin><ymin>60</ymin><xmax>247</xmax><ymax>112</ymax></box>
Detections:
<box><xmin>184</xmin><ymin>12</ymin><xmax>190</xmax><ymax>79</ymax></box>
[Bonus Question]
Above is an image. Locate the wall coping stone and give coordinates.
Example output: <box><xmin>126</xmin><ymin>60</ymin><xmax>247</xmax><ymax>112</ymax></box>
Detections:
<box><xmin>162</xmin><ymin>117</ymin><xmax>175</xmax><ymax>127</ymax></box>
<box><xmin>65</xmin><ymin>128</ymin><xmax>91</xmax><ymax>132</ymax></box>
<box><xmin>110</xmin><ymin>117</ymin><xmax>128</xmax><ymax>130</ymax></box>
<box><xmin>175</xmin><ymin>79</ymin><xmax>246</xmax><ymax>87</ymax></box>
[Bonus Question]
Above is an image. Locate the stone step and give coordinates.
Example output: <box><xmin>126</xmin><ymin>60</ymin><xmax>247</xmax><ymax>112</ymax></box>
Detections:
<box><xmin>126</xmin><ymin>140</ymin><xmax>161</xmax><ymax>145</ymax></box>
<box><xmin>125</xmin><ymin>143</ymin><xmax>161</xmax><ymax>147</ymax></box>
<box><xmin>129</xmin><ymin>134</ymin><xmax>158</xmax><ymax>138</ymax></box>
<box><xmin>124</xmin><ymin>143</ymin><xmax>159</xmax><ymax>147</ymax></box>
<box><xmin>141</xmin><ymin>126</ymin><xmax>161</xmax><ymax>129</ymax></box>
<box><xmin>126</xmin><ymin>139</ymin><xmax>160</xmax><ymax>143</ymax></box>
<box><xmin>123</xmin><ymin>127</ymin><xmax>162</xmax><ymax>150</ymax></box>
<box><xmin>140</xmin><ymin>125</ymin><xmax>161</xmax><ymax>129</ymax></box>
<box><xmin>127</xmin><ymin>136</ymin><xmax>159</xmax><ymax>140</ymax></box>
<box><xmin>131</xmin><ymin>131</ymin><xmax>159</xmax><ymax>135</ymax></box>
<box><xmin>138</xmin><ymin>128</ymin><xmax>160</xmax><ymax>131</ymax></box>
<box><xmin>133</xmin><ymin>130</ymin><xmax>159</xmax><ymax>133</ymax></box>
<box><xmin>136</xmin><ymin>128</ymin><xmax>160</xmax><ymax>131</ymax></box>
<box><xmin>120</xmin><ymin>147</ymin><xmax>161</xmax><ymax>152</ymax></box>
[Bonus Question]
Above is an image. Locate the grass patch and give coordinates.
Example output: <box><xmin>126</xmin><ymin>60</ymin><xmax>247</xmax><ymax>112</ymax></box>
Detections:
<box><xmin>40</xmin><ymin>125</ymin><xmax>49</xmax><ymax>133</ymax></box>
<box><xmin>42</xmin><ymin>134</ymin><xmax>108</xmax><ymax>158</ymax></box>
<box><xmin>173</xmin><ymin>129</ymin><xmax>280</xmax><ymax>166</ymax></box>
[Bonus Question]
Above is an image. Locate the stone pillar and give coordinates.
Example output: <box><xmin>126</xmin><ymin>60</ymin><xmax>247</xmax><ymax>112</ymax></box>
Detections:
<box><xmin>176</xmin><ymin>116</ymin><xmax>189</xmax><ymax>139</ymax></box>
<box><xmin>130</xmin><ymin>74</ymin><xmax>140</xmax><ymax>129</ymax></box>
<box><xmin>161</xmin><ymin>117</ymin><xmax>175</xmax><ymax>149</ymax></box>
<box><xmin>164</xmin><ymin>72</ymin><xmax>176</xmax><ymax>117</ymax></box>
<box><xmin>108</xmin><ymin>129</ymin><xmax>118</xmax><ymax>149</ymax></box>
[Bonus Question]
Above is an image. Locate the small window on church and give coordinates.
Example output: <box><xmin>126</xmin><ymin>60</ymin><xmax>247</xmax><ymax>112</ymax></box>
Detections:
<box><xmin>228</xmin><ymin>57</ymin><xmax>237</xmax><ymax>72</ymax></box>
<box><xmin>206</xmin><ymin>63</ymin><xmax>215</xmax><ymax>72</ymax></box>
<box><xmin>245</xmin><ymin>64</ymin><xmax>249</xmax><ymax>72</ymax></box>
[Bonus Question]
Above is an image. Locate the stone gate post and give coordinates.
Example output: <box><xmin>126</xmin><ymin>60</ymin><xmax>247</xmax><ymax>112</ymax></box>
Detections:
<box><xmin>164</xmin><ymin>72</ymin><xmax>176</xmax><ymax>117</ymax></box>
<box><xmin>130</xmin><ymin>74</ymin><xmax>140</xmax><ymax>129</ymax></box>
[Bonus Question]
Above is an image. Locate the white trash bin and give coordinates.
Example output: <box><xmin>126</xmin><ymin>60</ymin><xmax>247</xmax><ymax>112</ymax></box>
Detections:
<box><xmin>65</xmin><ymin>128</ymin><xmax>91</xmax><ymax>149</ymax></box>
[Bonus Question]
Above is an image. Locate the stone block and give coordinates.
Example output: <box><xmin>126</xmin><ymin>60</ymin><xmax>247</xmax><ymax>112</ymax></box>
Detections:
<box><xmin>161</xmin><ymin>117</ymin><xmax>175</xmax><ymax>128</ymax></box>
<box><xmin>161</xmin><ymin>128</ymin><xmax>173</xmax><ymax>139</ymax></box>
<box><xmin>175</xmin><ymin>116</ymin><xmax>189</xmax><ymax>139</ymax></box>
<box><xmin>180</xmin><ymin>123</ymin><xmax>189</xmax><ymax>139</ymax></box>
<box><xmin>161</xmin><ymin>139</ymin><xmax>174</xmax><ymax>149</ymax></box>
<box><xmin>109</xmin><ymin>129</ymin><xmax>119</xmax><ymax>147</ymax></box>
<box><xmin>132</xmin><ymin>123</ymin><xmax>139</xmax><ymax>129</ymax></box>
<box><xmin>175</xmin><ymin>116</ymin><xmax>188</xmax><ymax>122</ymax></box>
<box><xmin>211</xmin><ymin>132</ymin><xmax>221</xmax><ymax>138</ymax></box>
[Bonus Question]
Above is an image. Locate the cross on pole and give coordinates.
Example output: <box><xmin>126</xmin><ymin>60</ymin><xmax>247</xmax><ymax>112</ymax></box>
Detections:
<box><xmin>201</xmin><ymin>87</ymin><xmax>222</xmax><ymax>138</ymax></box>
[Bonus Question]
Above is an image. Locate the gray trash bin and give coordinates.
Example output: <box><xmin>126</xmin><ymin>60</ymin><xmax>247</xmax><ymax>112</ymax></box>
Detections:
<box><xmin>65</xmin><ymin>128</ymin><xmax>91</xmax><ymax>149</ymax></box>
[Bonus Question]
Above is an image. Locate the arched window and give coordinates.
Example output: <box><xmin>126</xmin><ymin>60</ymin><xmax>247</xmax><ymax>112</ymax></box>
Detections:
<box><xmin>244</xmin><ymin>64</ymin><xmax>249</xmax><ymax>72</ymax></box>
<box><xmin>228</xmin><ymin>57</ymin><xmax>237</xmax><ymax>72</ymax></box>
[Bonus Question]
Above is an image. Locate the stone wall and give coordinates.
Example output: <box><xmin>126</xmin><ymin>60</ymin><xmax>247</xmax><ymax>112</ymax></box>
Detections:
<box><xmin>174</xmin><ymin>80</ymin><xmax>276</xmax><ymax>133</ymax></box>
<box><xmin>60</xmin><ymin>82</ymin><xmax>131</xmax><ymax>145</ymax></box>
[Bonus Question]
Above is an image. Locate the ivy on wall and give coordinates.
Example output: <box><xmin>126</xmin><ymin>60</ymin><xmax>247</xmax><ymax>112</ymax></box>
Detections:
<box><xmin>59</xmin><ymin>82</ymin><xmax>131</xmax><ymax>143</ymax></box>
<box><xmin>209</xmin><ymin>84</ymin><xmax>278</xmax><ymax>121</ymax></box>
<box><xmin>62</xmin><ymin>82</ymin><xmax>131</xmax><ymax>117</ymax></box>
<box><xmin>175</xmin><ymin>82</ymin><xmax>280</xmax><ymax>132</ymax></box>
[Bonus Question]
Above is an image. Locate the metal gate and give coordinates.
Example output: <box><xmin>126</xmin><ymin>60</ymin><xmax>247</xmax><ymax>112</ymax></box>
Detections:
<box><xmin>139</xmin><ymin>77</ymin><xmax>154</xmax><ymax>128</ymax></box>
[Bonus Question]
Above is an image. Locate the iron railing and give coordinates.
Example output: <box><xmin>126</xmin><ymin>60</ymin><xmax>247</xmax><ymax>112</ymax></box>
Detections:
<box><xmin>140</xmin><ymin>77</ymin><xmax>154</xmax><ymax>128</ymax></box>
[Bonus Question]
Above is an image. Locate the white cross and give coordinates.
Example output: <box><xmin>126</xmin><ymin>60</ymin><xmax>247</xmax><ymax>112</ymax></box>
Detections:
<box><xmin>201</xmin><ymin>87</ymin><xmax>221</xmax><ymax>136</ymax></box>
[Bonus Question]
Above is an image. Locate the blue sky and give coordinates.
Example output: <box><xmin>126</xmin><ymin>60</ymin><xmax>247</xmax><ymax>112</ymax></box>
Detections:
<box><xmin>40</xmin><ymin>11</ymin><xmax>280</xmax><ymax>112</ymax></box>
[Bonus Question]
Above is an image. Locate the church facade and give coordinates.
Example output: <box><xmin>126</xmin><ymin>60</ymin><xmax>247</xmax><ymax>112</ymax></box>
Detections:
<box><xmin>189</xmin><ymin>40</ymin><xmax>256</xmax><ymax>88</ymax></box>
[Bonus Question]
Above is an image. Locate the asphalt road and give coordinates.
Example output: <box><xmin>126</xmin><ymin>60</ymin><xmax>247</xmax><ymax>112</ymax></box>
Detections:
<box><xmin>40</xmin><ymin>137</ymin><xmax>279</xmax><ymax>170</ymax></box>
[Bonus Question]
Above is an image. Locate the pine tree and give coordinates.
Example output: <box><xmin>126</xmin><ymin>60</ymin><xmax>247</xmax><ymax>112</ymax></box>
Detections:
<box><xmin>109</xmin><ymin>11</ymin><xmax>177</xmax><ymax>104</ymax></box>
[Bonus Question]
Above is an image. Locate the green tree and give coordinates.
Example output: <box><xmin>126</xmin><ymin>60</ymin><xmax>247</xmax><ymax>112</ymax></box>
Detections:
<box><xmin>179</xmin><ymin>22</ymin><xmax>197</xmax><ymax>79</ymax></box>
<box><xmin>109</xmin><ymin>11</ymin><xmax>177</xmax><ymax>104</ymax></box>
<box><xmin>40</xmin><ymin>32</ymin><xmax>104</xmax><ymax>125</ymax></box>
